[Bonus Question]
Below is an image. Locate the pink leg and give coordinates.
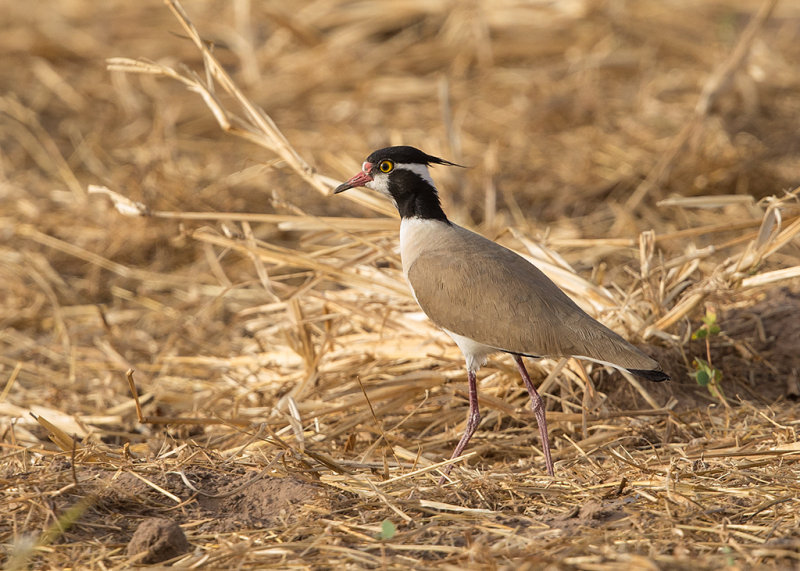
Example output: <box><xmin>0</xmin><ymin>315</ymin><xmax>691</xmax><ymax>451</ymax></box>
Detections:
<box><xmin>514</xmin><ymin>355</ymin><xmax>555</xmax><ymax>476</ymax></box>
<box><xmin>440</xmin><ymin>368</ymin><xmax>480</xmax><ymax>483</ymax></box>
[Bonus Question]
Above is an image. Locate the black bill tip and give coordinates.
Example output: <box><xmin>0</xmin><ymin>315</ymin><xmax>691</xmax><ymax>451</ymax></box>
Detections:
<box><xmin>333</xmin><ymin>183</ymin><xmax>352</xmax><ymax>194</ymax></box>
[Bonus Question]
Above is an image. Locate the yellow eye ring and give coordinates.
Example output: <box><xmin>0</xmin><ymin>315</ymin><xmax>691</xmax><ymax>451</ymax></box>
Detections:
<box><xmin>378</xmin><ymin>160</ymin><xmax>394</xmax><ymax>173</ymax></box>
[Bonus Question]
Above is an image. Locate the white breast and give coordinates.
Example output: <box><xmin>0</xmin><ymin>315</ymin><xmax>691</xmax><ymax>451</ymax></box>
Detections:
<box><xmin>399</xmin><ymin>217</ymin><xmax>453</xmax><ymax>277</ymax></box>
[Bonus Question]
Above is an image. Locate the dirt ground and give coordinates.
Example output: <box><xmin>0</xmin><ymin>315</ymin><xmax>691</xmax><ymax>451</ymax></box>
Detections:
<box><xmin>3</xmin><ymin>0</ymin><xmax>800</xmax><ymax>569</ymax></box>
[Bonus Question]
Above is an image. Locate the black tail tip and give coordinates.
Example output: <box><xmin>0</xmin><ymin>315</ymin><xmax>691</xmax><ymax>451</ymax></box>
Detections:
<box><xmin>628</xmin><ymin>368</ymin><xmax>670</xmax><ymax>382</ymax></box>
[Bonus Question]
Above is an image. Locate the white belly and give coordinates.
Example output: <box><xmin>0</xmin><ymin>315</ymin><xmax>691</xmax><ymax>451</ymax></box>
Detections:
<box><xmin>443</xmin><ymin>329</ymin><xmax>498</xmax><ymax>373</ymax></box>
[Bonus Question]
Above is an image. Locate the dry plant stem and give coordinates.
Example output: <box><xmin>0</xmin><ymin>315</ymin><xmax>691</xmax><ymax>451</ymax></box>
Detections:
<box><xmin>0</xmin><ymin>362</ymin><xmax>22</xmax><ymax>403</ymax></box>
<box><xmin>110</xmin><ymin>1</ymin><xmax>390</xmax><ymax>213</ymax></box>
<box><xmin>126</xmin><ymin>369</ymin><xmax>145</xmax><ymax>424</ymax></box>
<box><xmin>515</xmin><ymin>355</ymin><xmax>555</xmax><ymax>477</ymax></box>
<box><xmin>163</xmin><ymin>0</ymin><xmax>329</xmax><ymax>196</ymax></box>
<box><xmin>439</xmin><ymin>369</ymin><xmax>480</xmax><ymax>484</ymax></box>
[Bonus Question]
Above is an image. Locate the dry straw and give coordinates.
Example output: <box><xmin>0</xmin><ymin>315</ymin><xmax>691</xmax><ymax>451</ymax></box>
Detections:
<box><xmin>3</xmin><ymin>0</ymin><xmax>800</xmax><ymax>568</ymax></box>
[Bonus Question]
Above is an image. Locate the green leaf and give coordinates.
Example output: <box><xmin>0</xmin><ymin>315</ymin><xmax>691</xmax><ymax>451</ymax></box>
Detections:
<box><xmin>380</xmin><ymin>519</ymin><xmax>396</xmax><ymax>540</ymax></box>
<box><xmin>708</xmin><ymin>325</ymin><xmax>721</xmax><ymax>336</ymax></box>
<box><xmin>696</xmin><ymin>370</ymin><xmax>710</xmax><ymax>386</ymax></box>
<box><xmin>702</xmin><ymin>311</ymin><xmax>717</xmax><ymax>326</ymax></box>
<box><xmin>692</xmin><ymin>329</ymin><xmax>708</xmax><ymax>340</ymax></box>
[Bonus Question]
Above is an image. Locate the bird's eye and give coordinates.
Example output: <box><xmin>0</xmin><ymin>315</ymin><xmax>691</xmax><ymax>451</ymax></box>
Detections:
<box><xmin>379</xmin><ymin>160</ymin><xmax>394</xmax><ymax>173</ymax></box>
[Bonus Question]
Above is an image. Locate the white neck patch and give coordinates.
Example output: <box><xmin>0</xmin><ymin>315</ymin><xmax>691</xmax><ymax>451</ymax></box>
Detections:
<box><xmin>395</xmin><ymin>162</ymin><xmax>435</xmax><ymax>187</ymax></box>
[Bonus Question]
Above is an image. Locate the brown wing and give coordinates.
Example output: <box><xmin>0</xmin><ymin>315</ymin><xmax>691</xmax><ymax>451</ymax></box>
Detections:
<box><xmin>407</xmin><ymin>227</ymin><xmax>660</xmax><ymax>371</ymax></box>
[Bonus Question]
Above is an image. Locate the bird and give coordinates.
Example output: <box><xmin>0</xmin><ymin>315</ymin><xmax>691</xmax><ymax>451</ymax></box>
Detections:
<box><xmin>334</xmin><ymin>145</ymin><xmax>669</xmax><ymax>479</ymax></box>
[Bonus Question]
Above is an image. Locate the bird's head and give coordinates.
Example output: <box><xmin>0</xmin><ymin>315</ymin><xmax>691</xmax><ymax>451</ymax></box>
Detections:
<box><xmin>335</xmin><ymin>146</ymin><xmax>460</xmax><ymax>195</ymax></box>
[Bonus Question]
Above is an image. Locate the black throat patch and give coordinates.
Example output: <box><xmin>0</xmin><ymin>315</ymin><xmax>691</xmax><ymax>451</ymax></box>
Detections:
<box><xmin>388</xmin><ymin>168</ymin><xmax>449</xmax><ymax>222</ymax></box>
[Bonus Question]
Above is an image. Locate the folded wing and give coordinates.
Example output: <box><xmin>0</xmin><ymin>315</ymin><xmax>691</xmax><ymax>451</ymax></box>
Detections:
<box><xmin>407</xmin><ymin>225</ymin><xmax>662</xmax><ymax>373</ymax></box>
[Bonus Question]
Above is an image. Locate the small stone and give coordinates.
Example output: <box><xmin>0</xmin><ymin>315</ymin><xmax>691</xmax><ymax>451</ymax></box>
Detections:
<box><xmin>127</xmin><ymin>517</ymin><xmax>190</xmax><ymax>564</ymax></box>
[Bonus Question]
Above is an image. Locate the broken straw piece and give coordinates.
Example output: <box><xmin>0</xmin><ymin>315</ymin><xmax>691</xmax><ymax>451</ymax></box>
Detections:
<box><xmin>88</xmin><ymin>185</ymin><xmax>149</xmax><ymax>217</ymax></box>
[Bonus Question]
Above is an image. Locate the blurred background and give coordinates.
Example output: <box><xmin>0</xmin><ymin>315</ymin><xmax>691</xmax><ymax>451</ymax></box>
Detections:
<box><xmin>4</xmin><ymin>0</ymin><xmax>798</xmax><ymax>227</ymax></box>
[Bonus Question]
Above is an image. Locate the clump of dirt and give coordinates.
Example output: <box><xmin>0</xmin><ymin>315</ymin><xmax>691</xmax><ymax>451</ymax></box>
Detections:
<box><xmin>535</xmin><ymin>496</ymin><xmax>633</xmax><ymax>538</ymax></box>
<box><xmin>578</xmin><ymin>498</ymin><xmax>625</xmax><ymax>522</ymax></box>
<box><xmin>194</xmin><ymin>473</ymin><xmax>329</xmax><ymax>532</ymax></box>
<box><xmin>78</xmin><ymin>465</ymin><xmax>331</xmax><ymax>540</ymax></box>
<box><xmin>126</xmin><ymin>517</ymin><xmax>190</xmax><ymax>564</ymax></box>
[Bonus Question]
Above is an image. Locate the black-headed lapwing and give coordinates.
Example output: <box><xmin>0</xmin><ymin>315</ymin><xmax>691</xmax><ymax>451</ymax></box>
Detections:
<box><xmin>334</xmin><ymin>145</ymin><xmax>668</xmax><ymax>478</ymax></box>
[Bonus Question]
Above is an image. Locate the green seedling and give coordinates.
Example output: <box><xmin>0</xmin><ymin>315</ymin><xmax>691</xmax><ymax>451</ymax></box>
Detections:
<box><xmin>379</xmin><ymin>519</ymin><xmax>397</xmax><ymax>541</ymax></box>
<box><xmin>691</xmin><ymin>309</ymin><xmax>727</xmax><ymax>406</ymax></box>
